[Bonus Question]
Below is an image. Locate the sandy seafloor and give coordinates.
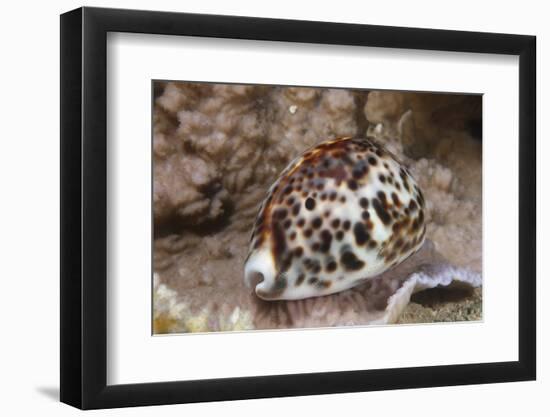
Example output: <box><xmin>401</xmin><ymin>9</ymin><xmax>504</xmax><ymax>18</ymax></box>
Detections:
<box><xmin>152</xmin><ymin>83</ymin><xmax>482</xmax><ymax>333</ymax></box>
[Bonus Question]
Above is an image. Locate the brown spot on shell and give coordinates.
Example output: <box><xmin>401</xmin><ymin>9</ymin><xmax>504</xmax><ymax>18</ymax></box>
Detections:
<box><xmin>318</xmin><ymin>280</ymin><xmax>332</xmax><ymax>289</ymax></box>
<box><xmin>320</xmin><ymin>229</ymin><xmax>333</xmax><ymax>253</ymax></box>
<box><xmin>340</xmin><ymin>251</ymin><xmax>365</xmax><ymax>271</ymax></box>
<box><xmin>373</xmin><ymin>198</ymin><xmax>392</xmax><ymax>225</ymax></box>
<box><xmin>391</xmin><ymin>192</ymin><xmax>401</xmax><ymax>207</ymax></box>
<box><xmin>347</xmin><ymin>179</ymin><xmax>358</xmax><ymax>190</ymax></box>
<box><xmin>274</xmin><ymin>208</ymin><xmax>288</xmax><ymax>220</ymax></box>
<box><xmin>353</xmin><ymin>222</ymin><xmax>370</xmax><ymax>246</ymax></box>
<box><xmin>325</xmin><ymin>165</ymin><xmax>348</xmax><ymax>185</ymax></box>
<box><xmin>312</xmin><ymin>217</ymin><xmax>323</xmax><ymax>229</ymax></box>
<box><xmin>326</xmin><ymin>260</ymin><xmax>338</xmax><ymax>272</ymax></box>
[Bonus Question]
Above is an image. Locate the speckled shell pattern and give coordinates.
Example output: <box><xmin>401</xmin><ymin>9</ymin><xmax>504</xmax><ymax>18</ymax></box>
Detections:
<box><xmin>244</xmin><ymin>137</ymin><xmax>427</xmax><ymax>300</ymax></box>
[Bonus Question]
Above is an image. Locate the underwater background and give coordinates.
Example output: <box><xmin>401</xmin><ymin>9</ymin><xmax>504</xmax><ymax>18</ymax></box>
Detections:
<box><xmin>152</xmin><ymin>82</ymin><xmax>482</xmax><ymax>334</ymax></box>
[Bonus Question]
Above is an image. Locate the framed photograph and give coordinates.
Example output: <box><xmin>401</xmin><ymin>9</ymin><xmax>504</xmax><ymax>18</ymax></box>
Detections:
<box><xmin>60</xmin><ymin>6</ymin><xmax>536</xmax><ymax>409</ymax></box>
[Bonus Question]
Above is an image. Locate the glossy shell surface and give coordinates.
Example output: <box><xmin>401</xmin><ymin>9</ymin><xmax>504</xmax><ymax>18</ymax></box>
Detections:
<box><xmin>244</xmin><ymin>137</ymin><xmax>426</xmax><ymax>300</ymax></box>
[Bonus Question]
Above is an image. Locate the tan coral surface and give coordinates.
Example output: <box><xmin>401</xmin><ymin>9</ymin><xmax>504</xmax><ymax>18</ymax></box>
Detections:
<box><xmin>153</xmin><ymin>82</ymin><xmax>482</xmax><ymax>333</ymax></box>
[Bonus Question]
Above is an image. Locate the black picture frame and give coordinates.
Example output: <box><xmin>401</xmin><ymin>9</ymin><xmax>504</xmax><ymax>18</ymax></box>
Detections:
<box><xmin>60</xmin><ymin>6</ymin><xmax>536</xmax><ymax>410</ymax></box>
